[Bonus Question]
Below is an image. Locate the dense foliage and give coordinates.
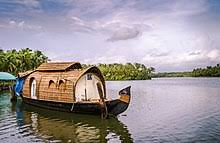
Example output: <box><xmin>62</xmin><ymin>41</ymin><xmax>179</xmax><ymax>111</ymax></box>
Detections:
<box><xmin>0</xmin><ymin>48</ymin><xmax>48</xmax><ymax>75</ymax></box>
<box><xmin>83</xmin><ymin>63</ymin><xmax>154</xmax><ymax>80</ymax></box>
<box><xmin>191</xmin><ymin>64</ymin><xmax>220</xmax><ymax>77</ymax></box>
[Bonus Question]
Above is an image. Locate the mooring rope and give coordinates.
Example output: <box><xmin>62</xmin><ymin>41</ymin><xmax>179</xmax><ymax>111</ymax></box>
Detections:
<box><xmin>71</xmin><ymin>102</ymin><xmax>75</xmax><ymax>111</ymax></box>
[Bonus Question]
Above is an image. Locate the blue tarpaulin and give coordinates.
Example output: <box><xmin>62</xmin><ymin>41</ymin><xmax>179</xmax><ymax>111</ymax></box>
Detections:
<box><xmin>15</xmin><ymin>78</ymin><xmax>25</xmax><ymax>96</ymax></box>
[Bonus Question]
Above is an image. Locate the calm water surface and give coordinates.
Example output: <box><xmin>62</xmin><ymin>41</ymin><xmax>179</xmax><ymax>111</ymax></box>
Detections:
<box><xmin>1</xmin><ymin>78</ymin><xmax>220</xmax><ymax>143</ymax></box>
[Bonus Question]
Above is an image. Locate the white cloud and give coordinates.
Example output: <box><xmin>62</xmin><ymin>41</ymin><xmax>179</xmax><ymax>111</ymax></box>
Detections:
<box><xmin>69</xmin><ymin>16</ymin><xmax>150</xmax><ymax>41</ymax></box>
<box><xmin>107</xmin><ymin>27</ymin><xmax>141</xmax><ymax>42</ymax></box>
<box><xmin>207</xmin><ymin>49</ymin><xmax>220</xmax><ymax>60</ymax></box>
<box><xmin>70</xmin><ymin>16</ymin><xmax>94</xmax><ymax>32</ymax></box>
<box><xmin>8</xmin><ymin>20</ymin><xmax>42</xmax><ymax>30</ymax></box>
<box><xmin>141</xmin><ymin>48</ymin><xmax>220</xmax><ymax>72</ymax></box>
<box><xmin>189</xmin><ymin>51</ymin><xmax>201</xmax><ymax>56</ymax></box>
<box><xmin>83</xmin><ymin>55</ymin><xmax>128</xmax><ymax>64</ymax></box>
<box><xmin>16</xmin><ymin>0</ymin><xmax>39</xmax><ymax>8</ymax></box>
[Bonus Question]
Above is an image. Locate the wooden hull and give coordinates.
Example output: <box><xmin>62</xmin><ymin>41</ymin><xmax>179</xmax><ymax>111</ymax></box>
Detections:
<box><xmin>22</xmin><ymin>86</ymin><xmax>131</xmax><ymax>117</ymax></box>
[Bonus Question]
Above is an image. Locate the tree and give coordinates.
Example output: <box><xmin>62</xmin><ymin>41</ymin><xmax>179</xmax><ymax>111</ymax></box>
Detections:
<box><xmin>95</xmin><ymin>63</ymin><xmax>153</xmax><ymax>80</ymax></box>
<box><xmin>0</xmin><ymin>48</ymin><xmax>48</xmax><ymax>75</ymax></box>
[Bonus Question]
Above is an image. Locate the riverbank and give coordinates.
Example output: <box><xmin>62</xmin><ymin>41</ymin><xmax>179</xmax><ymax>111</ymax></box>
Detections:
<box><xmin>0</xmin><ymin>85</ymin><xmax>10</xmax><ymax>91</ymax></box>
<box><xmin>152</xmin><ymin>64</ymin><xmax>220</xmax><ymax>78</ymax></box>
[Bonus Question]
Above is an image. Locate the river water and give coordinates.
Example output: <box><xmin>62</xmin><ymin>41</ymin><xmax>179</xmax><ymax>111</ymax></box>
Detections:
<box><xmin>0</xmin><ymin>78</ymin><xmax>220</xmax><ymax>143</ymax></box>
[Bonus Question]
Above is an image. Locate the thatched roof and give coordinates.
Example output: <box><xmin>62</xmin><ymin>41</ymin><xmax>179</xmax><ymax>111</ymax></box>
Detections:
<box><xmin>36</xmin><ymin>62</ymin><xmax>82</xmax><ymax>71</ymax></box>
<box><xmin>18</xmin><ymin>70</ymin><xmax>36</xmax><ymax>78</ymax></box>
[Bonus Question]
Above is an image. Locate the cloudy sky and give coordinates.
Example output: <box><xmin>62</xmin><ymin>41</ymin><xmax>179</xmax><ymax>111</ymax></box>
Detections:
<box><xmin>0</xmin><ymin>0</ymin><xmax>220</xmax><ymax>72</ymax></box>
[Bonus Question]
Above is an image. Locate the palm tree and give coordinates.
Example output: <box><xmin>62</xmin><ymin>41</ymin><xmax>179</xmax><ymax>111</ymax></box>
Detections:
<box><xmin>0</xmin><ymin>48</ymin><xmax>48</xmax><ymax>75</ymax></box>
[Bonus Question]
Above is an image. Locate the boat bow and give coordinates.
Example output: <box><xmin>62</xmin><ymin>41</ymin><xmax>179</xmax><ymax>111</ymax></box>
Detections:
<box><xmin>119</xmin><ymin>86</ymin><xmax>131</xmax><ymax>103</ymax></box>
<box><xmin>106</xmin><ymin>86</ymin><xmax>131</xmax><ymax>116</ymax></box>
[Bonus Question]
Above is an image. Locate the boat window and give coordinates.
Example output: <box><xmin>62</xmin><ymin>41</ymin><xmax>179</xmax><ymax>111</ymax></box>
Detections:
<box><xmin>58</xmin><ymin>80</ymin><xmax>65</xmax><ymax>91</ymax></box>
<box><xmin>48</xmin><ymin>80</ymin><xmax>55</xmax><ymax>88</ymax></box>
<box><xmin>87</xmin><ymin>73</ymin><xmax>92</xmax><ymax>80</ymax></box>
<box><xmin>48</xmin><ymin>80</ymin><xmax>56</xmax><ymax>96</ymax></box>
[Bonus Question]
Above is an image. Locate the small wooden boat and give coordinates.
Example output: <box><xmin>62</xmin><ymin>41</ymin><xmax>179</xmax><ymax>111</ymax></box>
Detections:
<box><xmin>15</xmin><ymin>62</ymin><xmax>131</xmax><ymax>118</ymax></box>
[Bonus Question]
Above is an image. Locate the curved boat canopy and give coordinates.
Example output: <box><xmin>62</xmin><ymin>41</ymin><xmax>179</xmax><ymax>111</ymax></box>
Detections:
<box><xmin>0</xmin><ymin>72</ymin><xmax>16</xmax><ymax>81</ymax></box>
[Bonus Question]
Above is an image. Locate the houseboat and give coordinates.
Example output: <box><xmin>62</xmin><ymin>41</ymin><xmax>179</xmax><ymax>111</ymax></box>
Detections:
<box><xmin>15</xmin><ymin>62</ymin><xmax>131</xmax><ymax>118</ymax></box>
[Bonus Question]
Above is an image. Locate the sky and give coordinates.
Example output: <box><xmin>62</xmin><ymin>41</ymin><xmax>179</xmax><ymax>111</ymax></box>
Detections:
<box><xmin>0</xmin><ymin>0</ymin><xmax>220</xmax><ymax>72</ymax></box>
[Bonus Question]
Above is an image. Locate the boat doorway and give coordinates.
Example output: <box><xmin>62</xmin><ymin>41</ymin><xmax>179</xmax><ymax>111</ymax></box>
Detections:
<box><xmin>30</xmin><ymin>78</ymin><xmax>37</xmax><ymax>99</ymax></box>
<box><xmin>75</xmin><ymin>73</ymin><xmax>104</xmax><ymax>102</ymax></box>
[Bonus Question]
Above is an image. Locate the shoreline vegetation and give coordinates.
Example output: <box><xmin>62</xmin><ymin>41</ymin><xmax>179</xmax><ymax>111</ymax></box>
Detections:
<box><xmin>152</xmin><ymin>64</ymin><xmax>220</xmax><ymax>78</ymax></box>
<box><xmin>0</xmin><ymin>48</ymin><xmax>48</xmax><ymax>75</ymax></box>
<box><xmin>0</xmin><ymin>48</ymin><xmax>220</xmax><ymax>80</ymax></box>
<box><xmin>83</xmin><ymin>63</ymin><xmax>154</xmax><ymax>80</ymax></box>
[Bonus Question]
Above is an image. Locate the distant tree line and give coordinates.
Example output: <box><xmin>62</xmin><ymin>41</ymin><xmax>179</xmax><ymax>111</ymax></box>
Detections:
<box><xmin>151</xmin><ymin>72</ymin><xmax>192</xmax><ymax>78</ymax></box>
<box><xmin>153</xmin><ymin>64</ymin><xmax>220</xmax><ymax>78</ymax></box>
<box><xmin>0</xmin><ymin>48</ymin><xmax>48</xmax><ymax>75</ymax></box>
<box><xmin>83</xmin><ymin>63</ymin><xmax>154</xmax><ymax>80</ymax></box>
<box><xmin>191</xmin><ymin>64</ymin><xmax>220</xmax><ymax>77</ymax></box>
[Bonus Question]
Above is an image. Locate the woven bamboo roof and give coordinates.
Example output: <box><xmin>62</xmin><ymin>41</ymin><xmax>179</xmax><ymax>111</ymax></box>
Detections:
<box><xmin>36</xmin><ymin>62</ymin><xmax>82</xmax><ymax>71</ymax></box>
<box><xmin>18</xmin><ymin>70</ymin><xmax>35</xmax><ymax>78</ymax></box>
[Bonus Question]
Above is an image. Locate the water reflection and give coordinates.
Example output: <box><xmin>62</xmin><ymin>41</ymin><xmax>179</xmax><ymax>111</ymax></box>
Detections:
<box><xmin>12</xmin><ymin>100</ymin><xmax>133</xmax><ymax>143</ymax></box>
<box><xmin>3</xmin><ymin>78</ymin><xmax>220</xmax><ymax>142</ymax></box>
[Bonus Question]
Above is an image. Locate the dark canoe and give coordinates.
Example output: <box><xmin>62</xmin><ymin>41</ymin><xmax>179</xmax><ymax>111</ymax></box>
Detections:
<box><xmin>21</xmin><ymin>86</ymin><xmax>131</xmax><ymax>117</ymax></box>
